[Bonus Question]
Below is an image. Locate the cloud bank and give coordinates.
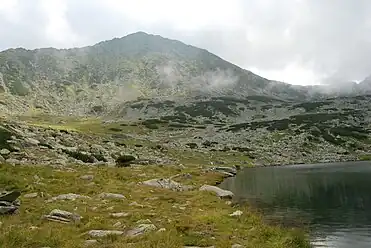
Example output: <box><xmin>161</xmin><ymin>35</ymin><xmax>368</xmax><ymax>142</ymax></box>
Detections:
<box><xmin>1</xmin><ymin>0</ymin><xmax>371</xmax><ymax>85</ymax></box>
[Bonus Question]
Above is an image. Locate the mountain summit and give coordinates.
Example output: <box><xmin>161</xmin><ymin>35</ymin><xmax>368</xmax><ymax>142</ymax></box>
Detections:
<box><xmin>0</xmin><ymin>32</ymin><xmax>317</xmax><ymax>115</ymax></box>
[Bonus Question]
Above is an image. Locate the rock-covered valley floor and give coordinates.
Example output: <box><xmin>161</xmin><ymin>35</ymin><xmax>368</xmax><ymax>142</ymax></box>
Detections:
<box><xmin>0</xmin><ymin>114</ymin><xmax>310</xmax><ymax>248</ymax></box>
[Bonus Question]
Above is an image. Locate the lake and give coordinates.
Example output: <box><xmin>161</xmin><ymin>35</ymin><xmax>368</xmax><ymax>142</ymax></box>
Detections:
<box><xmin>220</xmin><ymin>161</ymin><xmax>371</xmax><ymax>248</ymax></box>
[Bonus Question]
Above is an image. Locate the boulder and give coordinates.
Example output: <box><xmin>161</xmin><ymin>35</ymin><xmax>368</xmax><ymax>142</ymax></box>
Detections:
<box><xmin>141</xmin><ymin>178</ymin><xmax>192</xmax><ymax>192</ymax></box>
<box><xmin>199</xmin><ymin>185</ymin><xmax>234</xmax><ymax>199</ymax></box>
<box><xmin>43</xmin><ymin>209</ymin><xmax>81</xmax><ymax>223</ymax></box>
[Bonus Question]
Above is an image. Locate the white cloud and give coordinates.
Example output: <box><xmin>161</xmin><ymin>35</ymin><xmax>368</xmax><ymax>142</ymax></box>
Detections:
<box><xmin>0</xmin><ymin>0</ymin><xmax>370</xmax><ymax>86</ymax></box>
<box><xmin>40</xmin><ymin>0</ymin><xmax>80</xmax><ymax>47</ymax></box>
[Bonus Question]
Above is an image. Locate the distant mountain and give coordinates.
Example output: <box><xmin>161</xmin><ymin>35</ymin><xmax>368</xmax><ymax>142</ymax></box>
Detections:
<box><xmin>0</xmin><ymin>31</ymin><xmax>323</xmax><ymax>115</ymax></box>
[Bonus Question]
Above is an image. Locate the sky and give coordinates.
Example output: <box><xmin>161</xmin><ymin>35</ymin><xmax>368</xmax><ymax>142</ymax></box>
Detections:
<box><xmin>0</xmin><ymin>0</ymin><xmax>371</xmax><ymax>86</ymax></box>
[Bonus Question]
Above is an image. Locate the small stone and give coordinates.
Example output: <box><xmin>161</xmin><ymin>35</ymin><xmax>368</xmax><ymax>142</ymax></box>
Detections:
<box><xmin>80</xmin><ymin>175</ymin><xmax>94</xmax><ymax>180</ymax></box>
<box><xmin>129</xmin><ymin>201</ymin><xmax>144</xmax><ymax>208</ymax></box>
<box><xmin>87</xmin><ymin>230</ymin><xmax>124</xmax><ymax>238</ymax></box>
<box><xmin>136</xmin><ymin>219</ymin><xmax>152</xmax><ymax>224</ymax></box>
<box><xmin>229</xmin><ymin>210</ymin><xmax>243</xmax><ymax>217</ymax></box>
<box><xmin>183</xmin><ymin>246</ymin><xmax>215</xmax><ymax>248</ymax></box>
<box><xmin>231</xmin><ymin>244</ymin><xmax>243</xmax><ymax>248</ymax></box>
<box><xmin>24</xmin><ymin>193</ymin><xmax>38</xmax><ymax>198</ymax></box>
<box><xmin>51</xmin><ymin>193</ymin><xmax>90</xmax><ymax>201</ymax></box>
<box><xmin>84</xmin><ymin>240</ymin><xmax>98</xmax><ymax>247</ymax></box>
<box><xmin>110</xmin><ymin>212</ymin><xmax>130</xmax><ymax>218</ymax></box>
<box><xmin>157</xmin><ymin>228</ymin><xmax>166</xmax><ymax>232</ymax></box>
<box><xmin>225</xmin><ymin>201</ymin><xmax>232</xmax><ymax>206</ymax></box>
<box><xmin>113</xmin><ymin>221</ymin><xmax>122</xmax><ymax>227</ymax></box>
<box><xmin>126</xmin><ymin>224</ymin><xmax>157</xmax><ymax>237</ymax></box>
<box><xmin>97</xmin><ymin>193</ymin><xmax>126</xmax><ymax>199</ymax></box>
<box><xmin>24</xmin><ymin>137</ymin><xmax>40</xmax><ymax>146</ymax></box>
<box><xmin>29</xmin><ymin>226</ymin><xmax>39</xmax><ymax>230</ymax></box>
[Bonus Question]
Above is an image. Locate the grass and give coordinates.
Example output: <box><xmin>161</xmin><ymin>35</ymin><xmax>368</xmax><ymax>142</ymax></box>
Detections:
<box><xmin>0</xmin><ymin>115</ymin><xmax>310</xmax><ymax>247</ymax></box>
<box><xmin>360</xmin><ymin>154</ymin><xmax>371</xmax><ymax>161</ymax></box>
<box><xmin>0</xmin><ymin>163</ymin><xmax>309</xmax><ymax>248</ymax></box>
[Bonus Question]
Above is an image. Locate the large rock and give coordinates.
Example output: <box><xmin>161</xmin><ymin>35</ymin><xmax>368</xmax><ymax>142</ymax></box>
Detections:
<box><xmin>43</xmin><ymin>209</ymin><xmax>81</xmax><ymax>223</ymax></box>
<box><xmin>199</xmin><ymin>185</ymin><xmax>234</xmax><ymax>199</ymax></box>
<box><xmin>141</xmin><ymin>178</ymin><xmax>192</xmax><ymax>192</ymax></box>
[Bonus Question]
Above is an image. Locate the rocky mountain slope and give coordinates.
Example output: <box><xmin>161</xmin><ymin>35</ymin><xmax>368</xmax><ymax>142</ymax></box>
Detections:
<box><xmin>0</xmin><ymin>32</ymin><xmax>371</xmax><ymax>166</ymax></box>
<box><xmin>0</xmin><ymin>31</ymin><xmax>322</xmax><ymax>116</ymax></box>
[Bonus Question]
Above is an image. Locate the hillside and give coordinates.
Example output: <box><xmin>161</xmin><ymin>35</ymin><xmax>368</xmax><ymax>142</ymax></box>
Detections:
<box><xmin>1</xmin><ymin>31</ymin><xmax>371</xmax><ymax>247</ymax></box>
<box><xmin>0</xmin><ymin>32</ymin><xmax>319</xmax><ymax>116</ymax></box>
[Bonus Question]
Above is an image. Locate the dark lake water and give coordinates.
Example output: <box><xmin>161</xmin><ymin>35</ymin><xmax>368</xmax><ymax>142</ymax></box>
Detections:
<box><xmin>220</xmin><ymin>161</ymin><xmax>371</xmax><ymax>248</ymax></box>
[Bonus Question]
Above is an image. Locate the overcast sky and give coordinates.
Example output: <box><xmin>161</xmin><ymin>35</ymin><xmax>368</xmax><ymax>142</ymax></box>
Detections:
<box><xmin>1</xmin><ymin>0</ymin><xmax>371</xmax><ymax>85</ymax></box>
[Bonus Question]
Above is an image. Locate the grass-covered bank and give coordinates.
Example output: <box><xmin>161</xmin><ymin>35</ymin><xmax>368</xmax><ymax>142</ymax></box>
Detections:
<box><xmin>0</xmin><ymin>163</ymin><xmax>310</xmax><ymax>248</ymax></box>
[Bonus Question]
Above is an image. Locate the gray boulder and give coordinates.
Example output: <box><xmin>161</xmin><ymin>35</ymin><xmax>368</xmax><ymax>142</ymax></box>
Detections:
<box><xmin>0</xmin><ymin>191</ymin><xmax>21</xmax><ymax>215</ymax></box>
<box><xmin>142</xmin><ymin>178</ymin><xmax>192</xmax><ymax>192</ymax></box>
<box><xmin>199</xmin><ymin>185</ymin><xmax>234</xmax><ymax>199</ymax></box>
<box><xmin>43</xmin><ymin>209</ymin><xmax>81</xmax><ymax>223</ymax></box>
